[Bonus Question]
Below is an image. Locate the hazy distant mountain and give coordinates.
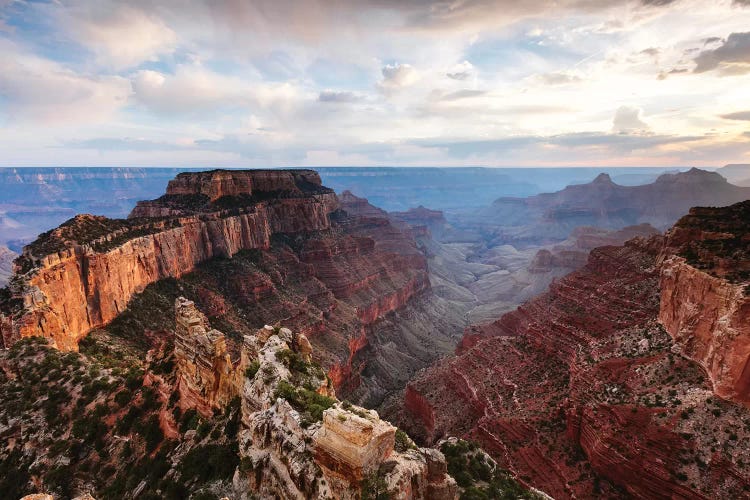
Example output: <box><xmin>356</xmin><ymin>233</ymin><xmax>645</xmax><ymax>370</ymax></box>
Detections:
<box><xmin>468</xmin><ymin>168</ymin><xmax>750</xmax><ymax>247</ymax></box>
<box><xmin>717</xmin><ymin>164</ymin><xmax>750</xmax><ymax>186</ymax></box>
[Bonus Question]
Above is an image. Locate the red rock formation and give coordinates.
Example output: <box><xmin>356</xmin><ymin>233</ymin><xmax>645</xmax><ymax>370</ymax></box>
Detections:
<box><xmin>0</xmin><ymin>170</ymin><xmax>338</xmax><ymax>350</ymax></box>
<box><xmin>401</xmin><ymin>230</ymin><xmax>750</xmax><ymax>499</ymax></box>
<box><xmin>659</xmin><ymin>202</ymin><xmax>750</xmax><ymax>405</ymax></box>
<box><xmin>164</xmin><ymin>168</ymin><xmax>323</xmax><ymax>201</ymax></box>
<box><xmin>0</xmin><ymin>171</ymin><xmax>435</xmax><ymax>405</ymax></box>
<box><xmin>173</xmin><ymin>297</ymin><xmax>244</xmax><ymax>416</ymax></box>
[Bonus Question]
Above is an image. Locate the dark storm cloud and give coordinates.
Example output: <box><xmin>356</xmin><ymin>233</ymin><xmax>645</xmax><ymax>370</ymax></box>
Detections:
<box><xmin>694</xmin><ymin>32</ymin><xmax>750</xmax><ymax>73</ymax></box>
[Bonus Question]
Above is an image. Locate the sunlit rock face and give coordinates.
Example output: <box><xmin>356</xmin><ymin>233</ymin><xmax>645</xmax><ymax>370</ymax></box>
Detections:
<box><xmin>0</xmin><ymin>170</ymin><xmax>338</xmax><ymax>350</ymax></box>
<box><xmin>658</xmin><ymin>202</ymin><xmax>750</xmax><ymax>406</ymax></box>
<box><xmin>173</xmin><ymin>297</ymin><xmax>244</xmax><ymax>417</ymax></box>
<box><xmin>0</xmin><ymin>170</ymin><xmax>443</xmax><ymax>406</ymax></box>
<box><xmin>399</xmin><ymin>203</ymin><xmax>750</xmax><ymax>499</ymax></box>
<box><xmin>160</xmin><ymin>294</ymin><xmax>457</xmax><ymax>499</ymax></box>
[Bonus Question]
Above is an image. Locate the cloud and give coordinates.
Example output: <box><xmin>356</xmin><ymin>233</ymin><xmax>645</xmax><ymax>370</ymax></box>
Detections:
<box><xmin>641</xmin><ymin>0</ymin><xmax>678</xmax><ymax>5</ymax></box>
<box><xmin>378</xmin><ymin>63</ymin><xmax>417</xmax><ymax>91</ymax></box>
<box><xmin>532</xmin><ymin>71</ymin><xmax>582</xmax><ymax>86</ymax></box>
<box><xmin>693</xmin><ymin>31</ymin><xmax>750</xmax><ymax>74</ymax></box>
<box><xmin>656</xmin><ymin>68</ymin><xmax>688</xmax><ymax>79</ymax></box>
<box><xmin>409</xmin><ymin>131</ymin><xmax>702</xmax><ymax>158</ymax></box>
<box><xmin>446</xmin><ymin>61</ymin><xmax>476</xmax><ymax>80</ymax></box>
<box><xmin>613</xmin><ymin>106</ymin><xmax>649</xmax><ymax>132</ymax></box>
<box><xmin>0</xmin><ymin>40</ymin><xmax>130</xmax><ymax>124</ymax></box>
<box><xmin>318</xmin><ymin>90</ymin><xmax>362</xmax><ymax>103</ymax></box>
<box><xmin>66</xmin><ymin>137</ymin><xmax>184</xmax><ymax>151</ymax></box>
<box><xmin>437</xmin><ymin>89</ymin><xmax>487</xmax><ymax>101</ymax></box>
<box><xmin>61</xmin><ymin>3</ymin><xmax>176</xmax><ymax>69</ymax></box>
<box><xmin>720</xmin><ymin>110</ymin><xmax>750</xmax><ymax>120</ymax></box>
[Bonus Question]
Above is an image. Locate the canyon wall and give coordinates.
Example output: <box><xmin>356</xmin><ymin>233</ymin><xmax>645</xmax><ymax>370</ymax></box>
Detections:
<box><xmin>1</xmin><ymin>170</ymin><xmax>338</xmax><ymax>350</ymax></box>
<box><xmin>660</xmin><ymin>258</ymin><xmax>750</xmax><ymax>404</ymax></box>
<box><xmin>400</xmin><ymin>227</ymin><xmax>750</xmax><ymax>499</ymax></box>
<box><xmin>658</xmin><ymin>202</ymin><xmax>750</xmax><ymax>406</ymax></box>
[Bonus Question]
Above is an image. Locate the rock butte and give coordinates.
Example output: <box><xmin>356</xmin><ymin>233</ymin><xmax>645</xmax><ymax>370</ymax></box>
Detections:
<box><xmin>0</xmin><ymin>170</ymin><xmax>446</xmax><ymax>404</ymax></box>
<box><xmin>1</xmin><ymin>170</ymin><xmax>338</xmax><ymax>350</ymax></box>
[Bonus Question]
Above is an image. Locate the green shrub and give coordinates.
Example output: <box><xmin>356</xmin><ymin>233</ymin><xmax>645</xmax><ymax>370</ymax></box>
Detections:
<box><xmin>274</xmin><ymin>380</ymin><xmax>335</xmax><ymax>426</ymax></box>
<box><xmin>142</xmin><ymin>414</ymin><xmax>164</xmax><ymax>452</ymax></box>
<box><xmin>245</xmin><ymin>360</ymin><xmax>260</xmax><ymax>379</ymax></box>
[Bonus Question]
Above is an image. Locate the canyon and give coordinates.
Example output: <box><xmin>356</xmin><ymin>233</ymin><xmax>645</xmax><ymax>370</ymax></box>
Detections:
<box><xmin>3</xmin><ymin>167</ymin><xmax>750</xmax><ymax>499</ymax></box>
<box><xmin>0</xmin><ymin>170</ymin><xmax>462</xmax><ymax>410</ymax></box>
<box><xmin>399</xmin><ymin>200</ymin><xmax>750</xmax><ymax>499</ymax></box>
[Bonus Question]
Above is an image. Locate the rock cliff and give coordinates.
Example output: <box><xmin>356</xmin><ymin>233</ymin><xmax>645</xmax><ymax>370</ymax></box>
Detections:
<box><xmin>174</xmin><ymin>297</ymin><xmax>245</xmax><ymax>416</ymax></box>
<box><xmin>658</xmin><ymin>201</ymin><xmax>750</xmax><ymax>405</ymax></box>
<box><xmin>400</xmin><ymin>220</ymin><xmax>750</xmax><ymax>498</ymax></box>
<box><xmin>1</xmin><ymin>170</ymin><xmax>451</xmax><ymax>409</ymax></box>
<box><xmin>0</xmin><ymin>170</ymin><xmax>338</xmax><ymax>350</ymax></box>
<box><xmin>166</xmin><ymin>295</ymin><xmax>457</xmax><ymax>500</ymax></box>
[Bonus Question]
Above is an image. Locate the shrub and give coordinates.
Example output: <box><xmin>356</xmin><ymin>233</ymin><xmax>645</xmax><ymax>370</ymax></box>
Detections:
<box><xmin>245</xmin><ymin>360</ymin><xmax>260</xmax><ymax>379</ymax></box>
<box><xmin>274</xmin><ymin>380</ymin><xmax>335</xmax><ymax>426</ymax></box>
<box><xmin>179</xmin><ymin>444</ymin><xmax>239</xmax><ymax>483</ymax></box>
<box><xmin>142</xmin><ymin>415</ymin><xmax>164</xmax><ymax>452</ymax></box>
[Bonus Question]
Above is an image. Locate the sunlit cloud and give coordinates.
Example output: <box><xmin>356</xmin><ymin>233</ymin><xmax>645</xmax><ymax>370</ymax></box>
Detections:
<box><xmin>0</xmin><ymin>0</ymin><xmax>748</xmax><ymax>166</ymax></box>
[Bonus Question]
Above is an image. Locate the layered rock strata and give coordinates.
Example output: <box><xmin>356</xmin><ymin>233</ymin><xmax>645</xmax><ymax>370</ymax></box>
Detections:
<box><xmin>401</xmin><ymin>227</ymin><xmax>750</xmax><ymax>499</ymax></box>
<box><xmin>658</xmin><ymin>201</ymin><xmax>750</xmax><ymax>405</ymax></box>
<box><xmin>174</xmin><ymin>297</ymin><xmax>244</xmax><ymax>416</ymax></box>
<box><xmin>0</xmin><ymin>170</ymin><xmax>338</xmax><ymax>350</ymax></box>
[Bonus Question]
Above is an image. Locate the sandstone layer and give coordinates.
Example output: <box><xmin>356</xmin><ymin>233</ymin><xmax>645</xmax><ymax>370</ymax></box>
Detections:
<box><xmin>189</xmin><ymin>296</ymin><xmax>460</xmax><ymax>499</ymax></box>
<box><xmin>174</xmin><ymin>297</ymin><xmax>245</xmax><ymax>416</ymax></box>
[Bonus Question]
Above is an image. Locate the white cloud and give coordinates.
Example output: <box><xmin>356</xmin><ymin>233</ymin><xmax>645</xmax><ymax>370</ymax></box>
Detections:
<box><xmin>613</xmin><ymin>106</ymin><xmax>649</xmax><ymax>133</ymax></box>
<box><xmin>447</xmin><ymin>61</ymin><xmax>476</xmax><ymax>80</ymax></box>
<box><xmin>378</xmin><ymin>63</ymin><xmax>418</xmax><ymax>91</ymax></box>
<box><xmin>62</xmin><ymin>3</ymin><xmax>177</xmax><ymax>70</ymax></box>
<box><xmin>0</xmin><ymin>40</ymin><xmax>130</xmax><ymax>124</ymax></box>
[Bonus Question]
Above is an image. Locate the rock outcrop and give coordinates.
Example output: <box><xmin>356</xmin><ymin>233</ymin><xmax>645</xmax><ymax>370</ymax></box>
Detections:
<box><xmin>165</xmin><ymin>295</ymin><xmax>460</xmax><ymax>499</ymax></box>
<box><xmin>0</xmin><ymin>170</ymin><xmax>338</xmax><ymax>350</ymax></box>
<box><xmin>174</xmin><ymin>297</ymin><xmax>244</xmax><ymax>416</ymax></box>
<box><xmin>0</xmin><ymin>245</ymin><xmax>15</xmax><ymax>287</ymax></box>
<box><xmin>658</xmin><ymin>202</ymin><xmax>750</xmax><ymax>405</ymax></box>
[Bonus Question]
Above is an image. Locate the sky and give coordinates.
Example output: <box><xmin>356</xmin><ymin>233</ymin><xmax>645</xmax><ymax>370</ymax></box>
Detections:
<box><xmin>0</xmin><ymin>0</ymin><xmax>749</xmax><ymax>167</ymax></box>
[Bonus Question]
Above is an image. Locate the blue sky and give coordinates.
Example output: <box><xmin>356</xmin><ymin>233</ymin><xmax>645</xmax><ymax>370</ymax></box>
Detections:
<box><xmin>0</xmin><ymin>0</ymin><xmax>749</xmax><ymax>167</ymax></box>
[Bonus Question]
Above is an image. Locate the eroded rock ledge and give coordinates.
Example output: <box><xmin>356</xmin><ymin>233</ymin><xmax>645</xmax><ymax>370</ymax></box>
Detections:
<box><xmin>173</xmin><ymin>297</ymin><xmax>458</xmax><ymax>499</ymax></box>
